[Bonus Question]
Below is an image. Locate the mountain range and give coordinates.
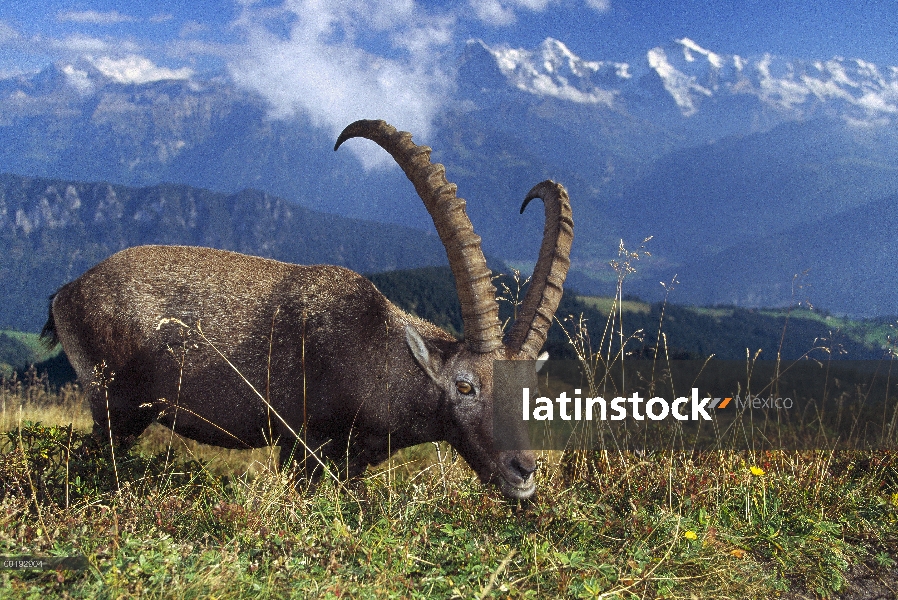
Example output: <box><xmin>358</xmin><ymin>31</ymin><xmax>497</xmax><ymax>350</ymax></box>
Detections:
<box><xmin>1</xmin><ymin>37</ymin><xmax>897</xmax><ymax>319</ymax></box>
<box><xmin>0</xmin><ymin>174</ymin><xmax>459</xmax><ymax>332</ymax></box>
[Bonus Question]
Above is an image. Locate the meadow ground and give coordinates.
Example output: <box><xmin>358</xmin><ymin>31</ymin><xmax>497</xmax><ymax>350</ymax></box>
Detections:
<box><xmin>2</xmin><ymin>361</ymin><xmax>898</xmax><ymax>598</ymax></box>
<box><xmin>2</xmin><ymin>260</ymin><xmax>898</xmax><ymax>598</ymax></box>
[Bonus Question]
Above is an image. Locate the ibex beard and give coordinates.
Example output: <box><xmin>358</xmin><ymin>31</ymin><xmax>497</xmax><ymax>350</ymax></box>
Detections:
<box><xmin>40</xmin><ymin>120</ymin><xmax>573</xmax><ymax>500</ymax></box>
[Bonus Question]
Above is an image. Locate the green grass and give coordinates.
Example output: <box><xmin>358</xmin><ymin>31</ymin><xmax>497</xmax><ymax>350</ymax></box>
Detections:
<box><xmin>3</xmin><ymin>400</ymin><xmax>897</xmax><ymax>598</ymax></box>
<box><xmin>2</xmin><ymin>352</ymin><xmax>898</xmax><ymax>597</ymax></box>
<box><xmin>575</xmin><ymin>295</ymin><xmax>651</xmax><ymax>315</ymax></box>
<box><xmin>683</xmin><ymin>306</ymin><xmax>746</xmax><ymax>319</ymax></box>
<box><xmin>3</xmin><ymin>253</ymin><xmax>898</xmax><ymax>597</ymax></box>
<box><xmin>0</xmin><ymin>330</ymin><xmax>62</xmax><ymax>378</ymax></box>
<box><xmin>754</xmin><ymin>309</ymin><xmax>898</xmax><ymax>351</ymax></box>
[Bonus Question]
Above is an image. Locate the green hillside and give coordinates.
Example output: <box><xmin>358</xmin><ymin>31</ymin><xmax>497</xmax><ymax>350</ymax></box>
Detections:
<box><xmin>371</xmin><ymin>267</ymin><xmax>896</xmax><ymax>361</ymax></box>
<box><xmin>0</xmin><ymin>331</ymin><xmax>35</xmax><ymax>376</ymax></box>
<box><xmin>0</xmin><ymin>329</ymin><xmax>73</xmax><ymax>385</ymax></box>
<box><xmin>0</xmin><ymin>330</ymin><xmax>56</xmax><ymax>374</ymax></box>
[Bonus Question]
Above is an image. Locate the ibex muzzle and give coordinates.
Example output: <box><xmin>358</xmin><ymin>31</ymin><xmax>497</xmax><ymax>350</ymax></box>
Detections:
<box><xmin>41</xmin><ymin>120</ymin><xmax>573</xmax><ymax>499</ymax></box>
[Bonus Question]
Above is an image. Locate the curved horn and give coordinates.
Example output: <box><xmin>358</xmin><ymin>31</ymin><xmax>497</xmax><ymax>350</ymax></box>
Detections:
<box><xmin>504</xmin><ymin>180</ymin><xmax>573</xmax><ymax>358</ymax></box>
<box><xmin>335</xmin><ymin>120</ymin><xmax>503</xmax><ymax>353</ymax></box>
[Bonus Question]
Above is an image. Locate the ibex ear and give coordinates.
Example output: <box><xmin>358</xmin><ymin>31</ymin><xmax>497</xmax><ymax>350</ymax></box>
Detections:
<box><xmin>536</xmin><ymin>351</ymin><xmax>549</xmax><ymax>373</ymax></box>
<box><xmin>405</xmin><ymin>324</ymin><xmax>443</xmax><ymax>382</ymax></box>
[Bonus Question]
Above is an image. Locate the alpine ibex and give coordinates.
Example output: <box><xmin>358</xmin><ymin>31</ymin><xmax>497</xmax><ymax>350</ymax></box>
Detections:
<box><xmin>40</xmin><ymin>120</ymin><xmax>573</xmax><ymax>499</ymax></box>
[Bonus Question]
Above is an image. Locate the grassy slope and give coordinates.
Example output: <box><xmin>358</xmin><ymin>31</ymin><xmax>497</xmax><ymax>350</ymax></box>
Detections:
<box><xmin>578</xmin><ymin>297</ymin><xmax>898</xmax><ymax>359</ymax></box>
<box><xmin>0</xmin><ymin>330</ymin><xmax>60</xmax><ymax>377</ymax></box>
<box><xmin>1</xmin><ymin>264</ymin><xmax>898</xmax><ymax>597</ymax></box>
<box><xmin>2</xmin><ymin>391</ymin><xmax>896</xmax><ymax>598</ymax></box>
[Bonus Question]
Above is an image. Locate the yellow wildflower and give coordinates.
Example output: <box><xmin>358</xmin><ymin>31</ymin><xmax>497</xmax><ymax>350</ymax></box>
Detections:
<box><xmin>684</xmin><ymin>531</ymin><xmax>698</xmax><ymax>540</ymax></box>
<box><xmin>750</xmin><ymin>466</ymin><xmax>765</xmax><ymax>476</ymax></box>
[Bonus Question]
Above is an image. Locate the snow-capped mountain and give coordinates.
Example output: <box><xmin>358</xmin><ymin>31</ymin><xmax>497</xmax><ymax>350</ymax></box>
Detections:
<box><xmin>1</xmin><ymin>37</ymin><xmax>898</xmax><ymax>319</ymax></box>
<box><xmin>468</xmin><ymin>37</ymin><xmax>898</xmax><ymax>125</ymax></box>
<box><xmin>463</xmin><ymin>38</ymin><xmax>627</xmax><ymax>106</ymax></box>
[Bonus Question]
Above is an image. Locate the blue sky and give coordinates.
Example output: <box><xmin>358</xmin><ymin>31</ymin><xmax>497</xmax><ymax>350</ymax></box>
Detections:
<box><xmin>3</xmin><ymin>0</ymin><xmax>896</xmax><ymax>74</ymax></box>
<box><xmin>2</xmin><ymin>1</ymin><xmax>895</xmax><ymax>167</ymax></box>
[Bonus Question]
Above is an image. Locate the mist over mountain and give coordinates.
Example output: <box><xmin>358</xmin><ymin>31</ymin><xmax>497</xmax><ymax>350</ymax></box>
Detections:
<box><xmin>1</xmin><ymin>38</ymin><xmax>897</xmax><ymax>317</ymax></box>
<box><xmin>672</xmin><ymin>193</ymin><xmax>898</xmax><ymax>316</ymax></box>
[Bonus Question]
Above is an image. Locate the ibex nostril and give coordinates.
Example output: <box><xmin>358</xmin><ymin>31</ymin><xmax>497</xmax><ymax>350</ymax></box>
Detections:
<box><xmin>511</xmin><ymin>457</ymin><xmax>537</xmax><ymax>480</ymax></box>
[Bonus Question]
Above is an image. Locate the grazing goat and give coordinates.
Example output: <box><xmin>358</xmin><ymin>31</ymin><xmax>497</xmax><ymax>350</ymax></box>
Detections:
<box><xmin>41</xmin><ymin>120</ymin><xmax>573</xmax><ymax>498</ymax></box>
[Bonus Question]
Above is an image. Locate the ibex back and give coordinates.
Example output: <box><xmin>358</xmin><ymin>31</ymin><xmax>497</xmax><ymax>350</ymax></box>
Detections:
<box><xmin>41</xmin><ymin>120</ymin><xmax>573</xmax><ymax>499</ymax></box>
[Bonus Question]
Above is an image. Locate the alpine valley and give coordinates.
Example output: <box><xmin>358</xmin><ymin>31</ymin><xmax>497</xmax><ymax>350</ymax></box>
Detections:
<box><xmin>2</xmin><ymin>36</ymin><xmax>898</xmax><ymax>331</ymax></box>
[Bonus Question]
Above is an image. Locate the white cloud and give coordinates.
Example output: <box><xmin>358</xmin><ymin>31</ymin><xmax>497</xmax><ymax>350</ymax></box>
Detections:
<box><xmin>57</xmin><ymin>10</ymin><xmax>136</xmax><ymax>25</ymax></box>
<box><xmin>90</xmin><ymin>55</ymin><xmax>194</xmax><ymax>84</ymax></box>
<box><xmin>0</xmin><ymin>21</ymin><xmax>21</xmax><ymax>44</ymax></box>
<box><xmin>168</xmin><ymin>38</ymin><xmax>235</xmax><ymax>62</ymax></box>
<box><xmin>230</xmin><ymin>0</ymin><xmax>454</xmax><ymax>169</ymax></box>
<box><xmin>51</xmin><ymin>34</ymin><xmax>112</xmax><ymax>53</ymax></box>
<box><xmin>510</xmin><ymin>0</ymin><xmax>554</xmax><ymax>10</ymax></box>
<box><xmin>179</xmin><ymin>21</ymin><xmax>210</xmax><ymax>37</ymax></box>
<box><xmin>584</xmin><ymin>0</ymin><xmax>610</xmax><ymax>12</ymax></box>
<box><xmin>469</xmin><ymin>0</ymin><xmax>558</xmax><ymax>26</ymax></box>
<box><xmin>469</xmin><ymin>0</ymin><xmax>516</xmax><ymax>26</ymax></box>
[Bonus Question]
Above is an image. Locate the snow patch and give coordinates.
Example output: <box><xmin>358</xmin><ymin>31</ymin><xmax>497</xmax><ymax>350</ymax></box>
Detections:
<box><xmin>480</xmin><ymin>37</ymin><xmax>625</xmax><ymax>106</ymax></box>
<box><xmin>465</xmin><ymin>36</ymin><xmax>898</xmax><ymax>123</ymax></box>
<box><xmin>676</xmin><ymin>38</ymin><xmax>723</xmax><ymax>69</ymax></box>
<box><xmin>90</xmin><ymin>55</ymin><xmax>193</xmax><ymax>84</ymax></box>
<box><xmin>61</xmin><ymin>65</ymin><xmax>94</xmax><ymax>93</ymax></box>
<box><xmin>647</xmin><ymin>46</ymin><xmax>711</xmax><ymax>116</ymax></box>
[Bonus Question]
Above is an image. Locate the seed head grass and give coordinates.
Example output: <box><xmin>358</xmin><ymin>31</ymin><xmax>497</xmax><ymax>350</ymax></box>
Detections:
<box><xmin>3</xmin><ymin>377</ymin><xmax>898</xmax><ymax>597</ymax></box>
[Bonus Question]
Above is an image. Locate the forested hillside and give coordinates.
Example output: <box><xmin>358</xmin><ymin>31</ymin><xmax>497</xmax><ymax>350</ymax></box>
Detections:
<box><xmin>371</xmin><ymin>267</ymin><xmax>895</xmax><ymax>361</ymax></box>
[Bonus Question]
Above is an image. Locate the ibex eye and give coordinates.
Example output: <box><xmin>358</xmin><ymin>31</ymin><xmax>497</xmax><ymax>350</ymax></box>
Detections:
<box><xmin>455</xmin><ymin>381</ymin><xmax>474</xmax><ymax>395</ymax></box>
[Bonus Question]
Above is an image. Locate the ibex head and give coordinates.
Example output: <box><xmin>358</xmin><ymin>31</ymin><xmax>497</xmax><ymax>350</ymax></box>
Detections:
<box><xmin>336</xmin><ymin>121</ymin><xmax>573</xmax><ymax>499</ymax></box>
